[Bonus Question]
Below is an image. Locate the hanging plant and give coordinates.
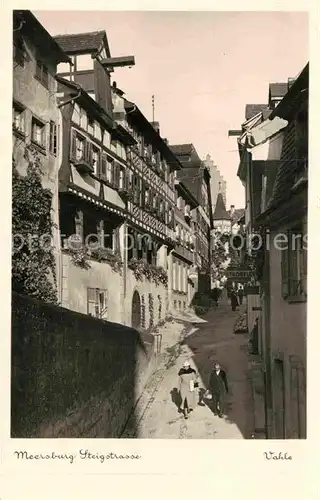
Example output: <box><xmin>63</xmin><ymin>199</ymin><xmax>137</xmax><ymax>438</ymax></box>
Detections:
<box><xmin>141</xmin><ymin>294</ymin><xmax>146</xmax><ymax>329</ymax></box>
<box><xmin>69</xmin><ymin>246</ymin><xmax>91</xmax><ymax>270</ymax></box>
<box><xmin>90</xmin><ymin>247</ymin><xmax>123</xmax><ymax>274</ymax></box>
<box><xmin>128</xmin><ymin>258</ymin><xmax>168</xmax><ymax>286</ymax></box>
<box><xmin>148</xmin><ymin>293</ymin><xmax>154</xmax><ymax>329</ymax></box>
<box><xmin>157</xmin><ymin>294</ymin><xmax>162</xmax><ymax>321</ymax></box>
<box><xmin>12</xmin><ymin>146</ymin><xmax>57</xmax><ymax>304</ymax></box>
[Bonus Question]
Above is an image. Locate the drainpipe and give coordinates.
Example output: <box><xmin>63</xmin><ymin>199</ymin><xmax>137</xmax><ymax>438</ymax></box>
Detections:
<box><xmin>57</xmin><ymin>86</ymin><xmax>82</xmax><ymax>108</ymax></box>
<box><xmin>55</xmin><ymin>81</ymin><xmax>82</xmax><ymax>306</ymax></box>
<box><xmin>13</xmin><ymin>19</ymin><xmax>25</xmax><ymax>31</ymax></box>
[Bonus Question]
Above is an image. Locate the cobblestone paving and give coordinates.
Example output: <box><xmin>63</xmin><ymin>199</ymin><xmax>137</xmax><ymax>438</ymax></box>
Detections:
<box><xmin>123</xmin><ymin>299</ymin><xmax>254</xmax><ymax>439</ymax></box>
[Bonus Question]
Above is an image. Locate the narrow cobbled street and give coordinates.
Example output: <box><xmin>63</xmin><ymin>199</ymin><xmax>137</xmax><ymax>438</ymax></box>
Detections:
<box><xmin>123</xmin><ymin>298</ymin><xmax>254</xmax><ymax>439</ymax></box>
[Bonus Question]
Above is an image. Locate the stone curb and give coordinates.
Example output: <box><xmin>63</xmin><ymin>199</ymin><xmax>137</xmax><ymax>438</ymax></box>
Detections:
<box><xmin>120</xmin><ymin>321</ymin><xmax>194</xmax><ymax>438</ymax></box>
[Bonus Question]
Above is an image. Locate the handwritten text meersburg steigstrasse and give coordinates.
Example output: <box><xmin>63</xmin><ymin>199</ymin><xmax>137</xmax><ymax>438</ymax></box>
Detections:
<box><xmin>14</xmin><ymin>449</ymin><xmax>141</xmax><ymax>464</ymax></box>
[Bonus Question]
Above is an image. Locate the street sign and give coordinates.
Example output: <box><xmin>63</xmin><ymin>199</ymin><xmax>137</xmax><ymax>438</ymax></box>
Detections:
<box><xmin>225</xmin><ymin>269</ymin><xmax>253</xmax><ymax>280</ymax></box>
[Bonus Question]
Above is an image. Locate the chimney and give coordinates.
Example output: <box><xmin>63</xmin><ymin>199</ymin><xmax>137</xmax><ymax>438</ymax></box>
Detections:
<box><xmin>151</xmin><ymin>121</ymin><xmax>160</xmax><ymax>134</ymax></box>
<box><xmin>230</xmin><ymin>205</ymin><xmax>235</xmax><ymax>216</ymax></box>
<box><xmin>288</xmin><ymin>77</ymin><xmax>295</xmax><ymax>90</ymax></box>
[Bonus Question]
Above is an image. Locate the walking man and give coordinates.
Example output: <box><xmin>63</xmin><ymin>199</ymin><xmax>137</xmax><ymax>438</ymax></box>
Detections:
<box><xmin>208</xmin><ymin>363</ymin><xmax>229</xmax><ymax>417</ymax></box>
<box><xmin>238</xmin><ymin>284</ymin><xmax>244</xmax><ymax>305</ymax></box>
<box><xmin>230</xmin><ymin>288</ymin><xmax>239</xmax><ymax>311</ymax></box>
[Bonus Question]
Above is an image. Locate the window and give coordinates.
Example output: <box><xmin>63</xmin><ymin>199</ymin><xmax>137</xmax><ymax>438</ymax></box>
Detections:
<box><xmin>35</xmin><ymin>60</ymin><xmax>49</xmax><ymax>88</ymax></box>
<box><xmin>13</xmin><ymin>34</ymin><xmax>25</xmax><ymax>67</ymax></box>
<box><xmin>12</xmin><ymin>102</ymin><xmax>25</xmax><ymax>134</ymax></box>
<box><xmin>119</xmin><ymin>167</ymin><xmax>125</xmax><ymax>189</ymax></box>
<box><xmin>281</xmin><ymin>227</ymin><xmax>307</xmax><ymax>300</ymax></box>
<box><xmin>88</xmin><ymin>118</ymin><xmax>94</xmax><ymax>136</ymax></box>
<box><xmin>49</xmin><ymin>121</ymin><xmax>58</xmax><ymax>155</ymax></box>
<box><xmin>144</xmin><ymin>187</ymin><xmax>150</xmax><ymax>207</ymax></box>
<box><xmin>133</xmin><ymin>175</ymin><xmax>141</xmax><ymax>204</ymax></box>
<box><xmin>159</xmin><ymin>200</ymin><xmax>164</xmax><ymax>220</ymax></box>
<box><xmin>106</xmin><ymin>156</ymin><xmax>114</xmax><ymax>183</ymax></box>
<box><xmin>87</xmin><ymin>288</ymin><xmax>108</xmax><ymax>319</ymax></box>
<box><xmin>152</xmin><ymin>194</ymin><xmax>158</xmax><ymax>210</ymax></box>
<box><xmin>92</xmin><ymin>147</ymin><xmax>100</xmax><ymax>174</ymax></box>
<box><xmin>75</xmin><ymin>134</ymin><xmax>85</xmax><ymax>160</ymax></box>
<box><xmin>111</xmin><ymin>139</ymin><xmax>117</xmax><ymax>153</ymax></box>
<box><xmin>32</xmin><ymin>117</ymin><xmax>46</xmax><ymax>148</ymax></box>
<box><xmin>127</xmin><ymin>170</ymin><xmax>133</xmax><ymax>190</ymax></box>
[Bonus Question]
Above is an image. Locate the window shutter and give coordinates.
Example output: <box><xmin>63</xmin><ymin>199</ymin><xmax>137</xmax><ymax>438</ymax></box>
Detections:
<box><xmin>141</xmin><ymin>181</ymin><xmax>146</xmax><ymax>207</ymax></box>
<box><xmin>281</xmin><ymin>232</ymin><xmax>289</xmax><ymax>298</ymax></box>
<box><xmin>95</xmin><ymin>150</ymin><xmax>101</xmax><ymax>176</ymax></box>
<box><xmin>71</xmin><ymin>130</ymin><xmax>77</xmax><ymax>159</ymax></box>
<box><xmin>156</xmin><ymin>196</ymin><xmax>161</xmax><ymax>217</ymax></box>
<box><xmin>115</xmin><ymin>162</ymin><xmax>121</xmax><ymax>187</ymax></box>
<box><xmin>85</xmin><ymin>141</ymin><xmax>92</xmax><ymax>164</ymax></box>
<box><xmin>124</xmin><ymin>170</ymin><xmax>129</xmax><ymax>189</ymax></box>
<box><xmin>112</xmin><ymin>162</ymin><xmax>118</xmax><ymax>187</ymax></box>
<box><xmin>290</xmin><ymin>240</ymin><xmax>298</xmax><ymax>296</ymax></box>
<box><xmin>300</xmin><ymin>244</ymin><xmax>307</xmax><ymax>295</ymax></box>
<box><xmin>100</xmin><ymin>153</ymin><xmax>107</xmax><ymax>179</ymax></box>
<box><xmin>87</xmin><ymin>287</ymin><xmax>97</xmax><ymax>316</ymax></box>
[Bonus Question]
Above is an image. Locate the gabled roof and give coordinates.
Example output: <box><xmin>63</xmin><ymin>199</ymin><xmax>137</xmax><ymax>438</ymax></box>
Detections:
<box><xmin>229</xmin><ymin>208</ymin><xmax>245</xmax><ymax>225</ymax></box>
<box><xmin>54</xmin><ymin>30</ymin><xmax>108</xmax><ymax>56</ymax></box>
<box><xmin>269</xmin><ymin>82</ymin><xmax>288</xmax><ymax>99</ymax></box>
<box><xmin>245</xmin><ymin>104</ymin><xmax>269</xmax><ymax>121</ymax></box>
<box><xmin>123</xmin><ymin>99</ymin><xmax>182</xmax><ymax>170</ymax></box>
<box><xmin>170</xmin><ymin>143</ymin><xmax>202</xmax><ymax>168</ymax></box>
<box><xmin>257</xmin><ymin>64</ymin><xmax>309</xmax><ymax>222</ymax></box>
<box><xmin>170</xmin><ymin>144</ymin><xmax>193</xmax><ymax>156</ymax></box>
<box><xmin>14</xmin><ymin>10</ymin><xmax>71</xmax><ymax>64</ymax></box>
<box><xmin>213</xmin><ymin>193</ymin><xmax>231</xmax><ymax>221</ymax></box>
<box><xmin>269</xmin><ymin>63</ymin><xmax>309</xmax><ymax>121</ymax></box>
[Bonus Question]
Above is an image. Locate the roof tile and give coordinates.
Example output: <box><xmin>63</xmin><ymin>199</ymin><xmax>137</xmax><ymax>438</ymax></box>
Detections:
<box><xmin>245</xmin><ymin>104</ymin><xmax>269</xmax><ymax>121</ymax></box>
<box><xmin>54</xmin><ymin>31</ymin><xmax>106</xmax><ymax>54</ymax></box>
<box><xmin>269</xmin><ymin>82</ymin><xmax>288</xmax><ymax>99</ymax></box>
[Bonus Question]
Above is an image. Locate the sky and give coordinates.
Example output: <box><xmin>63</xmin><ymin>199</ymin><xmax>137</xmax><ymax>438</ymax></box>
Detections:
<box><xmin>34</xmin><ymin>10</ymin><xmax>308</xmax><ymax>208</ymax></box>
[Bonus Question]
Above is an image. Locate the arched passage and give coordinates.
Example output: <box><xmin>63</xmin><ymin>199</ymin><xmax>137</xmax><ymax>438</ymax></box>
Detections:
<box><xmin>131</xmin><ymin>290</ymin><xmax>141</xmax><ymax>329</ymax></box>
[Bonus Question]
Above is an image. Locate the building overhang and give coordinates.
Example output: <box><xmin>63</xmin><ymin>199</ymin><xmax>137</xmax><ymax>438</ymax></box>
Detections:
<box><xmin>255</xmin><ymin>182</ymin><xmax>307</xmax><ymax>228</ymax></box>
<box><xmin>100</xmin><ymin>56</ymin><xmax>135</xmax><ymax>68</ymax></box>
<box><xmin>56</xmin><ymin>75</ymin><xmax>114</xmax><ymax>131</ymax></box>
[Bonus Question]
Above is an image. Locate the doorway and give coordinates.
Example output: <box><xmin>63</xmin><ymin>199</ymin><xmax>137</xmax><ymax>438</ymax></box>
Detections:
<box><xmin>131</xmin><ymin>290</ymin><xmax>141</xmax><ymax>329</ymax></box>
<box><xmin>273</xmin><ymin>359</ymin><xmax>285</xmax><ymax>438</ymax></box>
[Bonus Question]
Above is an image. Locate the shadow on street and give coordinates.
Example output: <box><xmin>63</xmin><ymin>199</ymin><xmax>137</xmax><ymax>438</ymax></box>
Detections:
<box><xmin>180</xmin><ymin>297</ymin><xmax>252</xmax><ymax>438</ymax></box>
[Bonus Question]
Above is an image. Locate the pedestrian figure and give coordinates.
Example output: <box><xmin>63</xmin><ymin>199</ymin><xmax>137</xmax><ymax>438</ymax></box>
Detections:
<box><xmin>178</xmin><ymin>360</ymin><xmax>198</xmax><ymax>419</ymax></box>
<box><xmin>230</xmin><ymin>289</ymin><xmax>239</xmax><ymax>311</ymax></box>
<box><xmin>211</xmin><ymin>287</ymin><xmax>219</xmax><ymax>307</ymax></box>
<box><xmin>238</xmin><ymin>285</ymin><xmax>244</xmax><ymax>305</ymax></box>
<box><xmin>208</xmin><ymin>363</ymin><xmax>229</xmax><ymax>417</ymax></box>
